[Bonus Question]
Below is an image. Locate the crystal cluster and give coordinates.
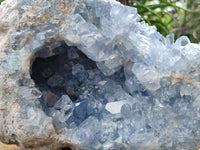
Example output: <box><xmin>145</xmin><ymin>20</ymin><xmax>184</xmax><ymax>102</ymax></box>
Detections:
<box><xmin>1</xmin><ymin>0</ymin><xmax>200</xmax><ymax>149</ymax></box>
<box><xmin>52</xmin><ymin>1</ymin><xmax>200</xmax><ymax>149</ymax></box>
<box><xmin>34</xmin><ymin>41</ymin><xmax>200</xmax><ymax>149</ymax></box>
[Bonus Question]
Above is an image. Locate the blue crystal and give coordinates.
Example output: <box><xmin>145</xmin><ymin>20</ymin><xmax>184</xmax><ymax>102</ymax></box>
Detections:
<box><xmin>73</xmin><ymin>100</ymin><xmax>88</xmax><ymax>125</ymax></box>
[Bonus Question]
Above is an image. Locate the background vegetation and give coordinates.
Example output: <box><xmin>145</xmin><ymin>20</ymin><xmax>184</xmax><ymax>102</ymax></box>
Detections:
<box><xmin>119</xmin><ymin>0</ymin><xmax>200</xmax><ymax>43</ymax></box>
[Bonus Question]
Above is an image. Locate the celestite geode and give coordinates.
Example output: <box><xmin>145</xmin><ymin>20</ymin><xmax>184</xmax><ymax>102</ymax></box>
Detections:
<box><xmin>0</xmin><ymin>0</ymin><xmax>200</xmax><ymax>150</ymax></box>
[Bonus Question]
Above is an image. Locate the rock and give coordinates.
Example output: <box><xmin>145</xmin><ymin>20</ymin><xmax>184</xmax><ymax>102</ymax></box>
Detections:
<box><xmin>72</xmin><ymin>64</ymin><xmax>89</xmax><ymax>82</ymax></box>
<box><xmin>47</xmin><ymin>74</ymin><xmax>65</xmax><ymax>89</ymax></box>
<box><xmin>45</xmin><ymin>91</ymin><xmax>60</xmax><ymax>107</ymax></box>
<box><xmin>65</xmin><ymin>77</ymin><xmax>80</xmax><ymax>99</ymax></box>
<box><xmin>41</xmin><ymin>67</ymin><xmax>54</xmax><ymax>78</ymax></box>
<box><xmin>67</xmin><ymin>47</ymin><xmax>79</xmax><ymax>60</ymax></box>
<box><xmin>0</xmin><ymin>0</ymin><xmax>200</xmax><ymax>150</ymax></box>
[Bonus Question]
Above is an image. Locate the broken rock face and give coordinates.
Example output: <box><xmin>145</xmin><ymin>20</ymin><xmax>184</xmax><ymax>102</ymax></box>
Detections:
<box><xmin>0</xmin><ymin>0</ymin><xmax>200</xmax><ymax>150</ymax></box>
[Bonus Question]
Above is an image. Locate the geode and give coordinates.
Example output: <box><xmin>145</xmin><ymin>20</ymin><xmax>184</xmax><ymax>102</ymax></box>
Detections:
<box><xmin>0</xmin><ymin>0</ymin><xmax>200</xmax><ymax>150</ymax></box>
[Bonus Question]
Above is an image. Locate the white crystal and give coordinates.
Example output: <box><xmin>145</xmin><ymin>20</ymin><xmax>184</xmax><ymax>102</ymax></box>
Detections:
<box><xmin>105</xmin><ymin>101</ymin><xmax>132</xmax><ymax>114</ymax></box>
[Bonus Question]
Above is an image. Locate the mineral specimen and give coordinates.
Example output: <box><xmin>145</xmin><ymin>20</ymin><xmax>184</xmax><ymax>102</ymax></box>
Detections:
<box><xmin>0</xmin><ymin>0</ymin><xmax>200</xmax><ymax>150</ymax></box>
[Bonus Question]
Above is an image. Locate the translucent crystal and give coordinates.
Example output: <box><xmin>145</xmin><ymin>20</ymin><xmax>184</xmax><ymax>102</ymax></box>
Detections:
<box><xmin>58</xmin><ymin>0</ymin><xmax>200</xmax><ymax>148</ymax></box>
<box><xmin>12</xmin><ymin>0</ymin><xmax>200</xmax><ymax>149</ymax></box>
<box><xmin>166</xmin><ymin>33</ymin><xmax>175</xmax><ymax>47</ymax></box>
<box><xmin>96</xmin><ymin>51</ymin><xmax>124</xmax><ymax>76</ymax></box>
<box><xmin>105</xmin><ymin>101</ymin><xmax>131</xmax><ymax>114</ymax></box>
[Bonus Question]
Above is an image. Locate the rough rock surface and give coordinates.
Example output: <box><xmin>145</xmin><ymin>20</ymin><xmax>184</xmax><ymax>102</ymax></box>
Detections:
<box><xmin>0</xmin><ymin>0</ymin><xmax>200</xmax><ymax>150</ymax></box>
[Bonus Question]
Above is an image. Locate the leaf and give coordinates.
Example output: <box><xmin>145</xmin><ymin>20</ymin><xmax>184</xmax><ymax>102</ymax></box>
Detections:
<box><xmin>147</xmin><ymin>19</ymin><xmax>169</xmax><ymax>35</ymax></box>
<box><xmin>133</xmin><ymin>5</ymin><xmax>149</xmax><ymax>14</ymax></box>
<box><xmin>154</xmin><ymin>23</ymin><xmax>169</xmax><ymax>36</ymax></box>
<box><xmin>162</xmin><ymin>13</ymin><xmax>173</xmax><ymax>24</ymax></box>
<box><xmin>147</xmin><ymin>3</ymin><xmax>170</xmax><ymax>10</ymax></box>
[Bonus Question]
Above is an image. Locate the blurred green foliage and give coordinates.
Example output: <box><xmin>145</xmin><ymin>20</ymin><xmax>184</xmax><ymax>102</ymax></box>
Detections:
<box><xmin>133</xmin><ymin>0</ymin><xmax>178</xmax><ymax>36</ymax></box>
<box><xmin>174</xmin><ymin>0</ymin><xmax>200</xmax><ymax>43</ymax></box>
<box><xmin>127</xmin><ymin>0</ymin><xmax>200</xmax><ymax>43</ymax></box>
<box><xmin>0</xmin><ymin>0</ymin><xmax>4</xmax><ymax>4</ymax></box>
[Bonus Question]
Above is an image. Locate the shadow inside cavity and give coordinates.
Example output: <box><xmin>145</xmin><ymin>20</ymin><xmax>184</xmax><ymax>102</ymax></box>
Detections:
<box><xmin>31</xmin><ymin>42</ymin><xmax>125</xmax><ymax>128</ymax></box>
<box><xmin>31</xmin><ymin>43</ymin><xmax>97</xmax><ymax>102</ymax></box>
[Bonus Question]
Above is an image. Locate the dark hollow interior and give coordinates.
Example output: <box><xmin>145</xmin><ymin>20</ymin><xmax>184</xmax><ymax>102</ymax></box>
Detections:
<box><xmin>31</xmin><ymin>43</ymin><xmax>125</xmax><ymax>107</ymax></box>
<box><xmin>31</xmin><ymin>44</ymin><xmax>97</xmax><ymax>103</ymax></box>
